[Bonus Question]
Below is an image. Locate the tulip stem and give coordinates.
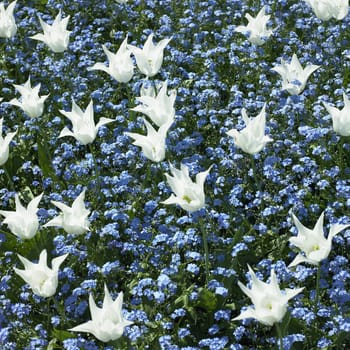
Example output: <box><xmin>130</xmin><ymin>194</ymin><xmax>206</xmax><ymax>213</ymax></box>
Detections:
<box><xmin>275</xmin><ymin>322</ymin><xmax>284</xmax><ymax>350</ymax></box>
<box><xmin>88</xmin><ymin>143</ymin><xmax>101</xmax><ymax>195</ymax></box>
<box><xmin>51</xmin><ymin>296</ymin><xmax>67</xmax><ymax>325</ymax></box>
<box><xmin>314</xmin><ymin>263</ymin><xmax>321</xmax><ymax>314</ymax></box>
<box><xmin>271</xmin><ymin>0</ymin><xmax>278</xmax><ymax>16</ymax></box>
<box><xmin>3</xmin><ymin>166</ymin><xmax>15</xmax><ymax>192</ymax></box>
<box><xmin>338</xmin><ymin>138</ymin><xmax>345</xmax><ymax>174</ymax></box>
<box><xmin>46</xmin><ymin>297</ymin><xmax>52</xmax><ymax>330</ymax></box>
<box><xmin>126</xmin><ymin>83</ymin><xmax>137</xmax><ymax>122</ymax></box>
<box><xmin>110</xmin><ymin>339</ymin><xmax>124</xmax><ymax>349</ymax></box>
<box><xmin>250</xmin><ymin>155</ymin><xmax>262</xmax><ymax>192</ymax></box>
<box><xmin>199</xmin><ymin>216</ymin><xmax>210</xmax><ymax>285</ymax></box>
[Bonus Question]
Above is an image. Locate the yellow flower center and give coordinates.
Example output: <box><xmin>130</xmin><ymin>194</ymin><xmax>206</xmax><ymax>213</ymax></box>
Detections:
<box><xmin>182</xmin><ymin>195</ymin><xmax>192</xmax><ymax>203</ymax></box>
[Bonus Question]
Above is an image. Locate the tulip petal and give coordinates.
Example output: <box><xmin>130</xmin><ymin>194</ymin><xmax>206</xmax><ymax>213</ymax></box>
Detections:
<box><xmin>69</xmin><ymin>320</ymin><xmax>95</xmax><ymax>334</ymax></box>
<box><xmin>28</xmin><ymin>193</ymin><xmax>43</xmax><ymax>213</ymax></box>
<box><xmin>288</xmin><ymin>253</ymin><xmax>313</xmax><ymax>267</ymax></box>
<box><xmin>58</xmin><ymin>126</ymin><xmax>75</xmax><ymax>139</ymax></box>
<box><xmin>96</xmin><ymin>117</ymin><xmax>114</xmax><ymax>130</ymax></box>
<box><xmin>43</xmin><ymin>215</ymin><xmax>64</xmax><ymax>228</ymax></box>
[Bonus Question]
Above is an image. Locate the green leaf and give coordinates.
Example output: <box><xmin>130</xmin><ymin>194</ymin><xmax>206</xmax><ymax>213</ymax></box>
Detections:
<box><xmin>36</xmin><ymin>138</ymin><xmax>60</xmax><ymax>185</ymax></box>
<box><xmin>196</xmin><ymin>288</ymin><xmax>218</xmax><ymax>313</ymax></box>
<box><xmin>47</xmin><ymin>338</ymin><xmax>59</xmax><ymax>350</ymax></box>
<box><xmin>51</xmin><ymin>329</ymin><xmax>74</xmax><ymax>342</ymax></box>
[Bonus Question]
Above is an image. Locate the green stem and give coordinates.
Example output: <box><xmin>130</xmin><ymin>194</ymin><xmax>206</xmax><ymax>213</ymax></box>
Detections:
<box><xmin>46</xmin><ymin>297</ymin><xmax>52</xmax><ymax>329</ymax></box>
<box><xmin>3</xmin><ymin>166</ymin><xmax>15</xmax><ymax>192</ymax></box>
<box><xmin>275</xmin><ymin>322</ymin><xmax>284</xmax><ymax>350</ymax></box>
<box><xmin>51</xmin><ymin>296</ymin><xmax>67</xmax><ymax>325</ymax></box>
<box><xmin>338</xmin><ymin>138</ymin><xmax>345</xmax><ymax>175</ymax></box>
<box><xmin>271</xmin><ymin>0</ymin><xmax>278</xmax><ymax>16</ymax></box>
<box><xmin>88</xmin><ymin>143</ymin><xmax>101</xmax><ymax>195</ymax></box>
<box><xmin>109</xmin><ymin>338</ymin><xmax>124</xmax><ymax>349</ymax></box>
<box><xmin>126</xmin><ymin>83</ymin><xmax>136</xmax><ymax>122</ymax></box>
<box><xmin>250</xmin><ymin>155</ymin><xmax>262</xmax><ymax>192</ymax></box>
<box><xmin>199</xmin><ymin>216</ymin><xmax>210</xmax><ymax>285</ymax></box>
<box><xmin>314</xmin><ymin>263</ymin><xmax>321</xmax><ymax>314</ymax></box>
<box><xmin>33</xmin><ymin>231</ymin><xmax>43</xmax><ymax>256</ymax></box>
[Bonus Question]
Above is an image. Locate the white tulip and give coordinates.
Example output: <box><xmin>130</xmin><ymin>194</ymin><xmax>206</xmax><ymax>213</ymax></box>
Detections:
<box><xmin>272</xmin><ymin>54</ymin><xmax>320</xmax><ymax>95</ymax></box>
<box><xmin>162</xmin><ymin>163</ymin><xmax>212</xmax><ymax>213</ymax></box>
<box><xmin>59</xmin><ymin>100</ymin><xmax>114</xmax><ymax>145</ymax></box>
<box><xmin>226</xmin><ymin>104</ymin><xmax>272</xmax><ymax>155</ymax></box>
<box><xmin>0</xmin><ymin>193</ymin><xmax>43</xmax><ymax>239</ymax></box>
<box><xmin>131</xmin><ymin>81</ymin><xmax>176</xmax><ymax>127</ymax></box>
<box><xmin>128</xmin><ymin>33</ymin><xmax>171</xmax><ymax>77</ymax></box>
<box><xmin>235</xmin><ymin>6</ymin><xmax>274</xmax><ymax>45</ymax></box>
<box><xmin>323</xmin><ymin>93</ymin><xmax>350</xmax><ymax>136</ymax></box>
<box><xmin>0</xmin><ymin>0</ymin><xmax>17</xmax><ymax>38</ymax></box>
<box><xmin>9</xmin><ymin>77</ymin><xmax>49</xmax><ymax>118</ymax></box>
<box><xmin>69</xmin><ymin>284</ymin><xmax>133</xmax><ymax>342</ymax></box>
<box><xmin>289</xmin><ymin>212</ymin><xmax>350</xmax><ymax>267</ymax></box>
<box><xmin>305</xmin><ymin>0</ymin><xmax>348</xmax><ymax>20</ymax></box>
<box><xmin>14</xmin><ymin>249</ymin><xmax>68</xmax><ymax>298</ymax></box>
<box><xmin>234</xmin><ymin>266</ymin><xmax>304</xmax><ymax>326</ymax></box>
<box><xmin>88</xmin><ymin>37</ymin><xmax>134</xmax><ymax>83</ymax></box>
<box><xmin>30</xmin><ymin>10</ymin><xmax>71</xmax><ymax>53</ymax></box>
<box><xmin>0</xmin><ymin>117</ymin><xmax>17</xmax><ymax>166</ymax></box>
<box><xmin>44</xmin><ymin>190</ymin><xmax>90</xmax><ymax>236</ymax></box>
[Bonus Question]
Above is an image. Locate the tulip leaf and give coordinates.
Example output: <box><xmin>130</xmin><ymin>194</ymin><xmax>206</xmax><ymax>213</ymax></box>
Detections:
<box><xmin>334</xmin><ymin>331</ymin><xmax>350</xmax><ymax>348</ymax></box>
<box><xmin>5</xmin><ymin>154</ymin><xmax>22</xmax><ymax>176</ymax></box>
<box><xmin>37</xmin><ymin>138</ymin><xmax>57</xmax><ymax>180</ymax></box>
<box><xmin>47</xmin><ymin>338</ymin><xmax>59</xmax><ymax>350</ymax></box>
<box><xmin>195</xmin><ymin>287</ymin><xmax>218</xmax><ymax>312</ymax></box>
<box><xmin>281</xmin><ymin>311</ymin><xmax>292</xmax><ymax>335</ymax></box>
<box><xmin>33</xmin><ymin>0</ymin><xmax>48</xmax><ymax>12</ymax></box>
<box><xmin>51</xmin><ymin>329</ymin><xmax>74</xmax><ymax>342</ymax></box>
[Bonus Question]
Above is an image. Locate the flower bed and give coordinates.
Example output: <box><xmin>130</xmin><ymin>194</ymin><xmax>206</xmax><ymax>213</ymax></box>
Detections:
<box><xmin>0</xmin><ymin>0</ymin><xmax>350</xmax><ymax>349</ymax></box>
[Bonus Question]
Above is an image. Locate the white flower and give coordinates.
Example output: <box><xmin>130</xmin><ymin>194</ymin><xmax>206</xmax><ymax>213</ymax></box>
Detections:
<box><xmin>0</xmin><ymin>192</ymin><xmax>43</xmax><ymax>239</ymax></box>
<box><xmin>0</xmin><ymin>117</ymin><xmax>17</xmax><ymax>166</ymax></box>
<box><xmin>88</xmin><ymin>37</ymin><xmax>134</xmax><ymax>83</ymax></box>
<box><xmin>305</xmin><ymin>0</ymin><xmax>348</xmax><ymax>20</ymax></box>
<box><xmin>226</xmin><ymin>104</ymin><xmax>272</xmax><ymax>155</ymax></box>
<box><xmin>58</xmin><ymin>100</ymin><xmax>114</xmax><ymax>145</ymax></box>
<box><xmin>272</xmin><ymin>53</ymin><xmax>320</xmax><ymax>95</ymax></box>
<box><xmin>14</xmin><ymin>249</ymin><xmax>68</xmax><ymax>298</ymax></box>
<box><xmin>289</xmin><ymin>212</ymin><xmax>350</xmax><ymax>267</ymax></box>
<box><xmin>234</xmin><ymin>266</ymin><xmax>304</xmax><ymax>326</ymax></box>
<box><xmin>44</xmin><ymin>190</ymin><xmax>90</xmax><ymax>235</ymax></box>
<box><xmin>162</xmin><ymin>163</ymin><xmax>212</xmax><ymax>213</ymax></box>
<box><xmin>125</xmin><ymin>119</ymin><xmax>172</xmax><ymax>162</ymax></box>
<box><xmin>323</xmin><ymin>93</ymin><xmax>350</xmax><ymax>136</ymax></box>
<box><xmin>69</xmin><ymin>284</ymin><xmax>133</xmax><ymax>342</ymax></box>
<box><xmin>0</xmin><ymin>0</ymin><xmax>17</xmax><ymax>38</ymax></box>
<box><xmin>235</xmin><ymin>6</ymin><xmax>274</xmax><ymax>45</ymax></box>
<box><xmin>8</xmin><ymin>77</ymin><xmax>49</xmax><ymax>118</ymax></box>
<box><xmin>131</xmin><ymin>81</ymin><xmax>176</xmax><ymax>127</ymax></box>
<box><xmin>30</xmin><ymin>10</ymin><xmax>71</xmax><ymax>53</ymax></box>
<box><xmin>128</xmin><ymin>33</ymin><xmax>171</xmax><ymax>77</ymax></box>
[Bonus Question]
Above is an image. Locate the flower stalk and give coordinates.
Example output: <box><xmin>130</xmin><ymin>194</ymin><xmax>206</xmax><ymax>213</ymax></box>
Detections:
<box><xmin>3</xmin><ymin>166</ymin><xmax>15</xmax><ymax>191</ymax></box>
<box><xmin>314</xmin><ymin>263</ymin><xmax>321</xmax><ymax>314</ymax></box>
<box><xmin>199</xmin><ymin>216</ymin><xmax>210</xmax><ymax>285</ymax></box>
<box><xmin>250</xmin><ymin>155</ymin><xmax>262</xmax><ymax>192</ymax></box>
<box><xmin>275</xmin><ymin>322</ymin><xmax>284</xmax><ymax>350</ymax></box>
<box><xmin>89</xmin><ymin>143</ymin><xmax>101</xmax><ymax>194</ymax></box>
